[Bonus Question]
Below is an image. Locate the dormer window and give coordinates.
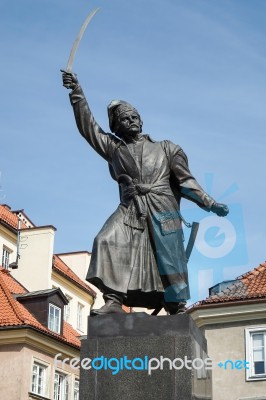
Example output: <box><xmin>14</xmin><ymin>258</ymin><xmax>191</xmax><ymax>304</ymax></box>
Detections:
<box><xmin>48</xmin><ymin>304</ymin><xmax>61</xmax><ymax>334</ymax></box>
<box><xmin>16</xmin><ymin>288</ymin><xmax>68</xmax><ymax>336</ymax></box>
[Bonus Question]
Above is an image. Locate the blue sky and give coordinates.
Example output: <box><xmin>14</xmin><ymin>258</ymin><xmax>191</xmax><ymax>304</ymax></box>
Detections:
<box><xmin>1</xmin><ymin>0</ymin><xmax>266</xmax><ymax>302</ymax></box>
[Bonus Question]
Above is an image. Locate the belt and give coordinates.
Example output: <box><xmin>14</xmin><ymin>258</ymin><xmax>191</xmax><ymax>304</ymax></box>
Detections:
<box><xmin>118</xmin><ymin>174</ymin><xmax>176</xmax><ymax>230</ymax></box>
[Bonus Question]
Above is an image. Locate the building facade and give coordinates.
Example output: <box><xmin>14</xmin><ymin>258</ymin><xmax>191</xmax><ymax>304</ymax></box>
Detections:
<box><xmin>0</xmin><ymin>204</ymin><xmax>97</xmax><ymax>400</ymax></box>
<box><xmin>0</xmin><ymin>204</ymin><xmax>96</xmax><ymax>334</ymax></box>
<box><xmin>0</xmin><ymin>267</ymin><xmax>81</xmax><ymax>400</ymax></box>
<box><xmin>189</xmin><ymin>262</ymin><xmax>266</xmax><ymax>400</ymax></box>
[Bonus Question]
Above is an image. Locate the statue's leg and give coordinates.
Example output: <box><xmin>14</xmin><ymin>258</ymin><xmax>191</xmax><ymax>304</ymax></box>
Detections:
<box><xmin>149</xmin><ymin>216</ymin><xmax>189</xmax><ymax>314</ymax></box>
<box><xmin>163</xmin><ymin>301</ymin><xmax>187</xmax><ymax>315</ymax></box>
<box><xmin>90</xmin><ymin>292</ymin><xmax>126</xmax><ymax>316</ymax></box>
<box><xmin>87</xmin><ymin>205</ymin><xmax>164</xmax><ymax>309</ymax></box>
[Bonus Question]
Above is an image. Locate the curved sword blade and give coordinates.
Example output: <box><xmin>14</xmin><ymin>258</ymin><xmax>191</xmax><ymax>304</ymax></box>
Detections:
<box><xmin>66</xmin><ymin>7</ymin><xmax>100</xmax><ymax>72</ymax></box>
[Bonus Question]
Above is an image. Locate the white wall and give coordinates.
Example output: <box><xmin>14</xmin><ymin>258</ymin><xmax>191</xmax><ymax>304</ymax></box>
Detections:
<box><xmin>12</xmin><ymin>226</ymin><xmax>55</xmax><ymax>291</ymax></box>
<box><xmin>59</xmin><ymin>253</ymin><xmax>104</xmax><ymax>310</ymax></box>
<box><xmin>59</xmin><ymin>252</ymin><xmax>90</xmax><ymax>282</ymax></box>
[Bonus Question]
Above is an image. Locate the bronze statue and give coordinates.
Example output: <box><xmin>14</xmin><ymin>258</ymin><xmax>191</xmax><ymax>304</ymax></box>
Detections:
<box><xmin>61</xmin><ymin>70</ymin><xmax>229</xmax><ymax>316</ymax></box>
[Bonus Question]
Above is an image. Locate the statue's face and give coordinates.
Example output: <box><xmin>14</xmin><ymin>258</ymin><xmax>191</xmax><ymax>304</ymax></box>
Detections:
<box><xmin>115</xmin><ymin>111</ymin><xmax>142</xmax><ymax>139</ymax></box>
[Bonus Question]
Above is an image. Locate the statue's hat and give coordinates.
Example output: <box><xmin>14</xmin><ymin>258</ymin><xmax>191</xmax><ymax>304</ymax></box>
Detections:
<box><xmin>107</xmin><ymin>100</ymin><xmax>141</xmax><ymax>132</ymax></box>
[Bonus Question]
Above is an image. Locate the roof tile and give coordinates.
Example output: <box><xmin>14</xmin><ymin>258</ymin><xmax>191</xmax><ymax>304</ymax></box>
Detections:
<box><xmin>53</xmin><ymin>255</ymin><xmax>96</xmax><ymax>297</ymax></box>
<box><xmin>0</xmin><ymin>267</ymin><xmax>27</xmax><ymax>294</ymax></box>
<box><xmin>192</xmin><ymin>261</ymin><xmax>266</xmax><ymax>307</ymax></box>
<box><xmin>0</xmin><ymin>269</ymin><xmax>80</xmax><ymax>348</ymax></box>
<box><xmin>0</xmin><ymin>205</ymin><xmax>28</xmax><ymax>230</ymax></box>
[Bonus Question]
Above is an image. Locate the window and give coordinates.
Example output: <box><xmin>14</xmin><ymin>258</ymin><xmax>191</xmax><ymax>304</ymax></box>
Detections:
<box><xmin>48</xmin><ymin>304</ymin><xmax>61</xmax><ymax>334</ymax></box>
<box><xmin>77</xmin><ymin>303</ymin><xmax>84</xmax><ymax>331</ymax></box>
<box><xmin>54</xmin><ymin>372</ymin><xmax>69</xmax><ymax>400</ymax></box>
<box><xmin>74</xmin><ymin>379</ymin><xmax>79</xmax><ymax>400</ymax></box>
<box><xmin>31</xmin><ymin>362</ymin><xmax>47</xmax><ymax>396</ymax></box>
<box><xmin>2</xmin><ymin>247</ymin><xmax>11</xmax><ymax>269</ymax></box>
<box><xmin>64</xmin><ymin>294</ymin><xmax>72</xmax><ymax>322</ymax></box>
<box><xmin>246</xmin><ymin>327</ymin><xmax>266</xmax><ymax>380</ymax></box>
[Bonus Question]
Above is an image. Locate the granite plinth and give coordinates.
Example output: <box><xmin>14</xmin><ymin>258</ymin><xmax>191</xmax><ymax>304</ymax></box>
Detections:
<box><xmin>80</xmin><ymin>313</ymin><xmax>212</xmax><ymax>400</ymax></box>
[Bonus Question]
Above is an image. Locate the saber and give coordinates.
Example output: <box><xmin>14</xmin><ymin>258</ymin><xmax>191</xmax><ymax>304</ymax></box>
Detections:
<box><xmin>185</xmin><ymin>221</ymin><xmax>199</xmax><ymax>261</ymax></box>
<box><xmin>65</xmin><ymin>7</ymin><xmax>100</xmax><ymax>73</ymax></box>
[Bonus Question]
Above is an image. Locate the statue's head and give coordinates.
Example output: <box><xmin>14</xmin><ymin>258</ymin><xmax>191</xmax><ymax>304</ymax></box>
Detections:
<box><xmin>107</xmin><ymin>100</ymin><xmax>143</xmax><ymax>138</ymax></box>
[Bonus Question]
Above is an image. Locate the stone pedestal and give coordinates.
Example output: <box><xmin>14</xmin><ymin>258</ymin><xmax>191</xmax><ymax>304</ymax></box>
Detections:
<box><xmin>80</xmin><ymin>313</ymin><xmax>212</xmax><ymax>400</ymax></box>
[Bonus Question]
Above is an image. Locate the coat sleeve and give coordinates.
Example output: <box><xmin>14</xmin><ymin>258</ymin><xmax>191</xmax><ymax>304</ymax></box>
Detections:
<box><xmin>167</xmin><ymin>140</ymin><xmax>215</xmax><ymax>210</ymax></box>
<box><xmin>69</xmin><ymin>85</ymin><xmax>116</xmax><ymax>162</ymax></box>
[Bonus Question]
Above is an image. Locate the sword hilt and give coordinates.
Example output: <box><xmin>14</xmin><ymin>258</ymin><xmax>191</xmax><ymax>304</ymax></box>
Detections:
<box><xmin>60</xmin><ymin>69</ymin><xmax>77</xmax><ymax>90</ymax></box>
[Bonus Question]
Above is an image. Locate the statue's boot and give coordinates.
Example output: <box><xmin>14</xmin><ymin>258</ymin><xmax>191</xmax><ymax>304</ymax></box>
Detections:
<box><xmin>164</xmin><ymin>301</ymin><xmax>187</xmax><ymax>315</ymax></box>
<box><xmin>90</xmin><ymin>293</ymin><xmax>126</xmax><ymax>316</ymax></box>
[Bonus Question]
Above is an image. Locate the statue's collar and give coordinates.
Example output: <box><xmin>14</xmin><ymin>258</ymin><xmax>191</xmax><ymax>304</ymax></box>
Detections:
<box><xmin>117</xmin><ymin>133</ymin><xmax>155</xmax><ymax>145</ymax></box>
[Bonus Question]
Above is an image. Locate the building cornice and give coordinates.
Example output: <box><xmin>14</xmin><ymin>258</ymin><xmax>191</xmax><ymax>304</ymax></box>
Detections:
<box><xmin>0</xmin><ymin>327</ymin><xmax>79</xmax><ymax>358</ymax></box>
<box><xmin>0</xmin><ymin>222</ymin><xmax>17</xmax><ymax>239</ymax></box>
<box><xmin>51</xmin><ymin>270</ymin><xmax>94</xmax><ymax>305</ymax></box>
<box><xmin>57</xmin><ymin>251</ymin><xmax>91</xmax><ymax>256</ymax></box>
<box><xmin>21</xmin><ymin>225</ymin><xmax>57</xmax><ymax>232</ymax></box>
<box><xmin>189</xmin><ymin>301</ymin><xmax>266</xmax><ymax>328</ymax></box>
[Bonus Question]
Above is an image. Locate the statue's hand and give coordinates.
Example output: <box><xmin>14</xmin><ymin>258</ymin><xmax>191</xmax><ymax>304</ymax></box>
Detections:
<box><xmin>211</xmin><ymin>202</ymin><xmax>229</xmax><ymax>217</ymax></box>
<box><xmin>60</xmin><ymin>69</ymin><xmax>79</xmax><ymax>90</ymax></box>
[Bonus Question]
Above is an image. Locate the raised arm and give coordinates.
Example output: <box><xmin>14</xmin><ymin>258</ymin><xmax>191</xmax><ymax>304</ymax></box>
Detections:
<box><xmin>61</xmin><ymin>71</ymin><xmax>115</xmax><ymax>161</ymax></box>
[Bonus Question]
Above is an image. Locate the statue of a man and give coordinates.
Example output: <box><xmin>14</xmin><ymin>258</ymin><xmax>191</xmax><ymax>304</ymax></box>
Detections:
<box><xmin>62</xmin><ymin>71</ymin><xmax>229</xmax><ymax>315</ymax></box>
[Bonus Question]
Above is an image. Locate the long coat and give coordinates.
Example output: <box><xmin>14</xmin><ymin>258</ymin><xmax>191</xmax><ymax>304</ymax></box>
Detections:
<box><xmin>69</xmin><ymin>86</ymin><xmax>215</xmax><ymax>308</ymax></box>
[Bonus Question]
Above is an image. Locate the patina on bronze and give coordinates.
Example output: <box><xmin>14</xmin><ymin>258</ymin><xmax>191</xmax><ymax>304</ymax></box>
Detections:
<box><xmin>61</xmin><ymin>24</ymin><xmax>229</xmax><ymax>315</ymax></box>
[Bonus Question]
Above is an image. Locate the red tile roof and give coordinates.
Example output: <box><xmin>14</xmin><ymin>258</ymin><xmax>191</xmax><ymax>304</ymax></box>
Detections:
<box><xmin>0</xmin><ymin>204</ymin><xmax>96</xmax><ymax>298</ymax></box>
<box><xmin>192</xmin><ymin>261</ymin><xmax>266</xmax><ymax>307</ymax></box>
<box><xmin>0</xmin><ymin>204</ymin><xmax>28</xmax><ymax>230</ymax></box>
<box><xmin>53</xmin><ymin>255</ymin><xmax>96</xmax><ymax>298</ymax></box>
<box><xmin>0</xmin><ymin>268</ymin><xmax>27</xmax><ymax>294</ymax></box>
<box><xmin>240</xmin><ymin>262</ymin><xmax>266</xmax><ymax>295</ymax></box>
<box><xmin>0</xmin><ymin>204</ymin><xmax>97</xmax><ymax>339</ymax></box>
<box><xmin>63</xmin><ymin>322</ymin><xmax>81</xmax><ymax>347</ymax></box>
<box><xmin>0</xmin><ymin>268</ymin><xmax>81</xmax><ymax>348</ymax></box>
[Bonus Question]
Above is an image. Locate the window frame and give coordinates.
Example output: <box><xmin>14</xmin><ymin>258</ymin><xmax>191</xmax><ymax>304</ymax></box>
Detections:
<box><xmin>77</xmin><ymin>303</ymin><xmax>84</xmax><ymax>332</ymax></box>
<box><xmin>54</xmin><ymin>371</ymin><xmax>69</xmax><ymax>400</ymax></box>
<box><xmin>2</xmin><ymin>246</ymin><xmax>11</xmax><ymax>269</ymax></box>
<box><xmin>64</xmin><ymin>294</ymin><xmax>72</xmax><ymax>323</ymax></box>
<box><xmin>245</xmin><ymin>326</ymin><xmax>266</xmax><ymax>381</ymax></box>
<box><xmin>74</xmin><ymin>378</ymin><xmax>79</xmax><ymax>400</ymax></box>
<box><xmin>48</xmin><ymin>303</ymin><xmax>61</xmax><ymax>334</ymax></box>
<box><xmin>31</xmin><ymin>360</ymin><xmax>48</xmax><ymax>397</ymax></box>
